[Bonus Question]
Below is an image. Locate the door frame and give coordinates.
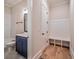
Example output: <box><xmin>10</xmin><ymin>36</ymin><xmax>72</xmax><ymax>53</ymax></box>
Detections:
<box><xmin>27</xmin><ymin>0</ymin><xmax>33</xmax><ymax>59</ymax></box>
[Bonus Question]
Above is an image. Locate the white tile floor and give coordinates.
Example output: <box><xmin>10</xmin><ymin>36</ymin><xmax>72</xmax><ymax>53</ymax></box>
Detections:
<box><xmin>4</xmin><ymin>46</ymin><xmax>26</xmax><ymax>59</ymax></box>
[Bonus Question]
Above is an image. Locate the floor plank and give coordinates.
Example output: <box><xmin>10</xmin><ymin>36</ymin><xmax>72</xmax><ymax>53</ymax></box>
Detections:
<box><xmin>40</xmin><ymin>45</ymin><xmax>71</xmax><ymax>59</ymax></box>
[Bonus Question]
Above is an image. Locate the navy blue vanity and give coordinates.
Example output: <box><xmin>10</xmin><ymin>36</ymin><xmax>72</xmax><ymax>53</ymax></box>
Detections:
<box><xmin>16</xmin><ymin>33</ymin><xmax>28</xmax><ymax>58</ymax></box>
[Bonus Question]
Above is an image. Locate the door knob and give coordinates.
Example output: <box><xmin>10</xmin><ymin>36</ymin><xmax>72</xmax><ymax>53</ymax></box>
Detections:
<box><xmin>42</xmin><ymin>33</ymin><xmax>45</xmax><ymax>35</ymax></box>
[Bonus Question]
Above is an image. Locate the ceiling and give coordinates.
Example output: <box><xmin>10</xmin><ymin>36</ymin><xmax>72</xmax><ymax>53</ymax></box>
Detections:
<box><xmin>4</xmin><ymin>0</ymin><xmax>24</xmax><ymax>7</ymax></box>
<box><xmin>48</xmin><ymin>0</ymin><xmax>69</xmax><ymax>8</ymax></box>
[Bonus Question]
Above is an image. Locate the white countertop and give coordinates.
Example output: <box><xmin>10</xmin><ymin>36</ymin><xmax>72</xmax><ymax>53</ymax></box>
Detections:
<box><xmin>16</xmin><ymin>32</ymin><xmax>28</xmax><ymax>37</ymax></box>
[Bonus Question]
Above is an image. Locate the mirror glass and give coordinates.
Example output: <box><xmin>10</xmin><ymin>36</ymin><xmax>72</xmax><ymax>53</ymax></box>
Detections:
<box><xmin>24</xmin><ymin>13</ymin><xmax>28</xmax><ymax>32</ymax></box>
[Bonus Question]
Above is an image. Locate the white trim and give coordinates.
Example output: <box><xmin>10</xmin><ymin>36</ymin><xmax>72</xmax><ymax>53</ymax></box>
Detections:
<box><xmin>32</xmin><ymin>43</ymin><xmax>49</xmax><ymax>59</ymax></box>
<box><xmin>70</xmin><ymin>46</ymin><xmax>74</xmax><ymax>59</ymax></box>
<box><xmin>27</xmin><ymin>0</ymin><xmax>33</xmax><ymax>59</ymax></box>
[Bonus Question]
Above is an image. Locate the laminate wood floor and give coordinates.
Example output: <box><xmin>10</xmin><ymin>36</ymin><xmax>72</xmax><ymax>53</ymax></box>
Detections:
<box><xmin>40</xmin><ymin>45</ymin><xmax>72</xmax><ymax>59</ymax></box>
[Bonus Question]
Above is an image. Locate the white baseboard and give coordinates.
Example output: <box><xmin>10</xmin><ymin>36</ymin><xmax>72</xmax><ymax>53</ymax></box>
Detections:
<box><xmin>32</xmin><ymin>43</ymin><xmax>49</xmax><ymax>59</ymax></box>
<box><xmin>70</xmin><ymin>46</ymin><xmax>74</xmax><ymax>59</ymax></box>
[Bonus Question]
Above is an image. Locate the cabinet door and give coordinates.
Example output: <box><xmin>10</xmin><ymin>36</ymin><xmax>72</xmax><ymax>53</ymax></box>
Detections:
<box><xmin>16</xmin><ymin>36</ymin><xmax>23</xmax><ymax>54</ymax></box>
<box><xmin>16</xmin><ymin>36</ymin><xmax>27</xmax><ymax>57</ymax></box>
<box><xmin>22</xmin><ymin>37</ymin><xmax>27</xmax><ymax>57</ymax></box>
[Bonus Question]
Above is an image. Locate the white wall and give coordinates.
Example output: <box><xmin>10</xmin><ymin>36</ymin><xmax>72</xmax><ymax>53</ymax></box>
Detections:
<box><xmin>70</xmin><ymin>0</ymin><xmax>74</xmax><ymax>58</ymax></box>
<box><xmin>11</xmin><ymin>0</ymin><xmax>27</xmax><ymax>34</ymax></box>
<box><xmin>32</xmin><ymin>0</ymin><xmax>41</xmax><ymax>57</ymax></box>
<box><xmin>49</xmin><ymin>3</ymin><xmax>69</xmax><ymax>20</ymax></box>
<box><xmin>49</xmin><ymin>1</ymin><xmax>70</xmax><ymax>41</ymax></box>
<box><xmin>4</xmin><ymin>6</ymin><xmax>11</xmax><ymax>43</ymax></box>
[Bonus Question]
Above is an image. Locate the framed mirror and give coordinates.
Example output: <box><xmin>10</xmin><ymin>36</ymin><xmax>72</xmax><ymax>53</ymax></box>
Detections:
<box><xmin>24</xmin><ymin>13</ymin><xmax>28</xmax><ymax>32</ymax></box>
